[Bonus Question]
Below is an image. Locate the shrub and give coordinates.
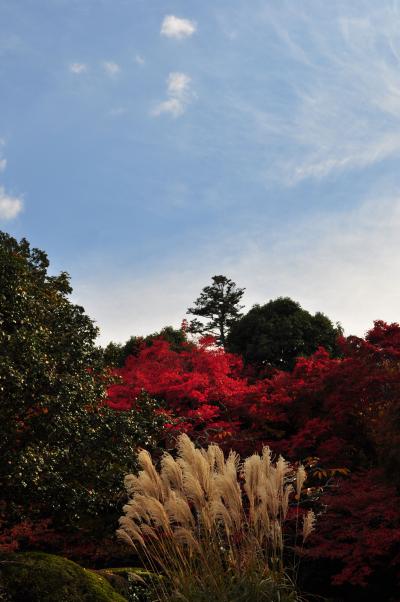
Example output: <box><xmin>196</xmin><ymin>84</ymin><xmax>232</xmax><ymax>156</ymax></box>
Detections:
<box><xmin>117</xmin><ymin>434</ymin><xmax>314</xmax><ymax>601</ymax></box>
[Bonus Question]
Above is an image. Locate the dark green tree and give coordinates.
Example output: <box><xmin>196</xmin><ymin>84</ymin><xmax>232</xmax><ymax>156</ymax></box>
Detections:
<box><xmin>187</xmin><ymin>275</ymin><xmax>245</xmax><ymax>347</ymax></box>
<box><xmin>226</xmin><ymin>296</ymin><xmax>342</xmax><ymax>372</ymax></box>
<box><xmin>102</xmin><ymin>325</ymin><xmax>190</xmax><ymax>367</ymax></box>
<box><xmin>0</xmin><ymin>232</ymin><xmax>166</xmax><ymax>533</ymax></box>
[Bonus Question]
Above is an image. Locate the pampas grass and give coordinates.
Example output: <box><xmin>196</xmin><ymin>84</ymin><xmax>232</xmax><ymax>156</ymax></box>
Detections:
<box><xmin>117</xmin><ymin>435</ymin><xmax>314</xmax><ymax>601</ymax></box>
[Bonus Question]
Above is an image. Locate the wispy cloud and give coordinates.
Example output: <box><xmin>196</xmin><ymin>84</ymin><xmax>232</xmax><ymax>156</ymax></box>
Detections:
<box><xmin>288</xmin><ymin>6</ymin><xmax>400</xmax><ymax>182</ymax></box>
<box><xmin>102</xmin><ymin>61</ymin><xmax>121</xmax><ymax>76</ymax></box>
<box><xmin>134</xmin><ymin>54</ymin><xmax>145</xmax><ymax>66</ymax></box>
<box><xmin>76</xmin><ymin>191</ymin><xmax>400</xmax><ymax>345</ymax></box>
<box><xmin>69</xmin><ymin>62</ymin><xmax>87</xmax><ymax>74</ymax></box>
<box><xmin>232</xmin><ymin>2</ymin><xmax>400</xmax><ymax>185</ymax></box>
<box><xmin>0</xmin><ymin>139</ymin><xmax>23</xmax><ymax>220</ymax></box>
<box><xmin>152</xmin><ymin>72</ymin><xmax>193</xmax><ymax>117</ymax></box>
<box><xmin>161</xmin><ymin>15</ymin><xmax>196</xmax><ymax>39</ymax></box>
<box><xmin>0</xmin><ymin>187</ymin><xmax>23</xmax><ymax>220</ymax></box>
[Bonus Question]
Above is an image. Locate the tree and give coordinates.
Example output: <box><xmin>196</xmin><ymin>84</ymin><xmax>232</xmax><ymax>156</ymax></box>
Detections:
<box><xmin>108</xmin><ymin>318</ymin><xmax>400</xmax><ymax>592</ymax></box>
<box><xmin>226</xmin><ymin>297</ymin><xmax>342</xmax><ymax>371</ymax></box>
<box><xmin>247</xmin><ymin>322</ymin><xmax>400</xmax><ymax>592</ymax></box>
<box><xmin>0</xmin><ymin>232</ymin><xmax>166</xmax><ymax>534</ymax></box>
<box><xmin>102</xmin><ymin>325</ymin><xmax>189</xmax><ymax>367</ymax></box>
<box><xmin>187</xmin><ymin>275</ymin><xmax>245</xmax><ymax>347</ymax></box>
<box><xmin>107</xmin><ymin>336</ymin><xmax>263</xmax><ymax>452</ymax></box>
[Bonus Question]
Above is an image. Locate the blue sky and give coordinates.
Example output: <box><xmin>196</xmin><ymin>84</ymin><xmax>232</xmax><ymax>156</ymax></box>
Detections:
<box><xmin>2</xmin><ymin>0</ymin><xmax>400</xmax><ymax>344</ymax></box>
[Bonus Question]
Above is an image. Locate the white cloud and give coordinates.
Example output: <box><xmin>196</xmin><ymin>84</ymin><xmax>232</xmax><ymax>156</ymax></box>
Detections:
<box><xmin>73</xmin><ymin>190</ymin><xmax>400</xmax><ymax>346</ymax></box>
<box><xmin>288</xmin><ymin>7</ymin><xmax>400</xmax><ymax>182</ymax></box>
<box><xmin>167</xmin><ymin>72</ymin><xmax>191</xmax><ymax>96</ymax></box>
<box><xmin>0</xmin><ymin>140</ymin><xmax>23</xmax><ymax>220</ymax></box>
<box><xmin>69</xmin><ymin>62</ymin><xmax>87</xmax><ymax>74</ymax></box>
<box><xmin>102</xmin><ymin>61</ymin><xmax>121</xmax><ymax>76</ymax></box>
<box><xmin>161</xmin><ymin>15</ymin><xmax>196</xmax><ymax>39</ymax></box>
<box><xmin>134</xmin><ymin>54</ymin><xmax>145</xmax><ymax>66</ymax></box>
<box><xmin>235</xmin><ymin>195</ymin><xmax>400</xmax><ymax>338</ymax></box>
<box><xmin>0</xmin><ymin>187</ymin><xmax>23</xmax><ymax>220</ymax></box>
<box><xmin>152</xmin><ymin>72</ymin><xmax>193</xmax><ymax>117</ymax></box>
<box><xmin>152</xmin><ymin>98</ymin><xmax>184</xmax><ymax>118</ymax></box>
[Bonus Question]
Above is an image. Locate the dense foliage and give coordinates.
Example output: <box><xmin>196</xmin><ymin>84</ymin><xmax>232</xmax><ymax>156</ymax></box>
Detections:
<box><xmin>0</xmin><ymin>232</ymin><xmax>167</xmax><ymax>538</ymax></box>
<box><xmin>102</xmin><ymin>326</ymin><xmax>189</xmax><ymax>368</ymax></box>
<box><xmin>107</xmin><ymin>335</ymin><xmax>263</xmax><ymax>452</ymax></box>
<box><xmin>2</xmin><ymin>235</ymin><xmax>400</xmax><ymax>600</ymax></box>
<box><xmin>227</xmin><ymin>297</ymin><xmax>342</xmax><ymax>371</ymax></box>
<box><xmin>249</xmin><ymin>321</ymin><xmax>400</xmax><ymax>592</ymax></box>
<box><xmin>109</xmin><ymin>321</ymin><xmax>400</xmax><ymax>596</ymax></box>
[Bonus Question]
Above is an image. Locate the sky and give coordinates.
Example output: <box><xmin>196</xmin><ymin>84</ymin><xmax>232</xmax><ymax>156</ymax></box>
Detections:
<box><xmin>1</xmin><ymin>0</ymin><xmax>400</xmax><ymax>345</ymax></box>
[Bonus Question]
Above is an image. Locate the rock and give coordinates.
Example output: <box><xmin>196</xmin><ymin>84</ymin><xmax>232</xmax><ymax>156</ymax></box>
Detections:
<box><xmin>0</xmin><ymin>552</ymin><xmax>127</xmax><ymax>602</ymax></box>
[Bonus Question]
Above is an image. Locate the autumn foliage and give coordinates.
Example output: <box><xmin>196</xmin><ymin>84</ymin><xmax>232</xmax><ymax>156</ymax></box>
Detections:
<box><xmin>107</xmin><ymin>321</ymin><xmax>400</xmax><ymax>593</ymax></box>
<box><xmin>6</xmin><ymin>232</ymin><xmax>399</xmax><ymax>598</ymax></box>
<box><xmin>107</xmin><ymin>335</ymin><xmax>265</xmax><ymax>450</ymax></box>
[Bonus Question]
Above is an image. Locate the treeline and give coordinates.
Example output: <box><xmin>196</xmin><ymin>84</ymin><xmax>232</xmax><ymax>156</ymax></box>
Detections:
<box><xmin>104</xmin><ymin>274</ymin><xmax>342</xmax><ymax>373</ymax></box>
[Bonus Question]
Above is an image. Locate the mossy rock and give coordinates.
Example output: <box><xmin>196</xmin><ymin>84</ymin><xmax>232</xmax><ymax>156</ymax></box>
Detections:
<box><xmin>0</xmin><ymin>552</ymin><xmax>127</xmax><ymax>602</ymax></box>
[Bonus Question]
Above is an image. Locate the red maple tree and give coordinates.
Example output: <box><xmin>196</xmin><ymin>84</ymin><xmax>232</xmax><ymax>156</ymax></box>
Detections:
<box><xmin>107</xmin><ymin>322</ymin><xmax>400</xmax><ymax>590</ymax></box>
<box><xmin>107</xmin><ymin>335</ymin><xmax>266</xmax><ymax>450</ymax></box>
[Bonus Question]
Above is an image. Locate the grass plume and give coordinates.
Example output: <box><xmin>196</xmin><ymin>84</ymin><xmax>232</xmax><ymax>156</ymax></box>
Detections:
<box><xmin>117</xmin><ymin>434</ymin><xmax>314</xmax><ymax>601</ymax></box>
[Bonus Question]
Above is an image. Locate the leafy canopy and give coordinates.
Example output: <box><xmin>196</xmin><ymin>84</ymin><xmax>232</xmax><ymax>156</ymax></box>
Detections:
<box><xmin>0</xmin><ymin>231</ymin><xmax>166</xmax><ymax>531</ymax></box>
<box><xmin>107</xmin><ymin>336</ymin><xmax>261</xmax><ymax>451</ymax></box>
<box><xmin>227</xmin><ymin>296</ymin><xmax>342</xmax><ymax>372</ymax></box>
<box><xmin>102</xmin><ymin>325</ymin><xmax>189</xmax><ymax>368</ymax></box>
<box><xmin>108</xmin><ymin>319</ymin><xmax>400</xmax><ymax>590</ymax></box>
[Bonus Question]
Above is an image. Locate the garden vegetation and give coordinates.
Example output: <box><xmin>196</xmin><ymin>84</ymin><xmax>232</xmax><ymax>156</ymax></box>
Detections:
<box><xmin>1</xmin><ymin>232</ymin><xmax>400</xmax><ymax>601</ymax></box>
<box><xmin>117</xmin><ymin>433</ymin><xmax>315</xmax><ymax>601</ymax></box>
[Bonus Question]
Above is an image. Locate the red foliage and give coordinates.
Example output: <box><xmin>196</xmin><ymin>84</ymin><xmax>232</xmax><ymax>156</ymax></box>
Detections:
<box><xmin>308</xmin><ymin>470</ymin><xmax>400</xmax><ymax>587</ymax></box>
<box><xmin>107</xmin><ymin>322</ymin><xmax>400</xmax><ymax>590</ymax></box>
<box><xmin>251</xmin><ymin>322</ymin><xmax>400</xmax><ymax>588</ymax></box>
<box><xmin>249</xmin><ymin>322</ymin><xmax>400</xmax><ymax>469</ymax></box>
<box><xmin>0</xmin><ymin>517</ymin><xmax>62</xmax><ymax>554</ymax></box>
<box><xmin>0</xmin><ymin>515</ymin><xmax>130</xmax><ymax>565</ymax></box>
<box><xmin>2</xmin><ymin>322</ymin><xmax>398</xmax><ymax>590</ymax></box>
<box><xmin>107</xmin><ymin>336</ymin><xmax>265</xmax><ymax>450</ymax></box>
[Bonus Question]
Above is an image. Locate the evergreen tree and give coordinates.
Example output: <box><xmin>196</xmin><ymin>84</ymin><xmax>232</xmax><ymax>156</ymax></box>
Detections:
<box><xmin>0</xmin><ymin>232</ymin><xmax>166</xmax><ymax>532</ymax></box>
<box><xmin>227</xmin><ymin>296</ymin><xmax>342</xmax><ymax>372</ymax></box>
<box><xmin>187</xmin><ymin>275</ymin><xmax>245</xmax><ymax>347</ymax></box>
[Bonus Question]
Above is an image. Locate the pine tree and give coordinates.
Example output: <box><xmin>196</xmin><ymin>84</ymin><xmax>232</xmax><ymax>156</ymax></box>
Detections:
<box><xmin>187</xmin><ymin>275</ymin><xmax>245</xmax><ymax>347</ymax></box>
